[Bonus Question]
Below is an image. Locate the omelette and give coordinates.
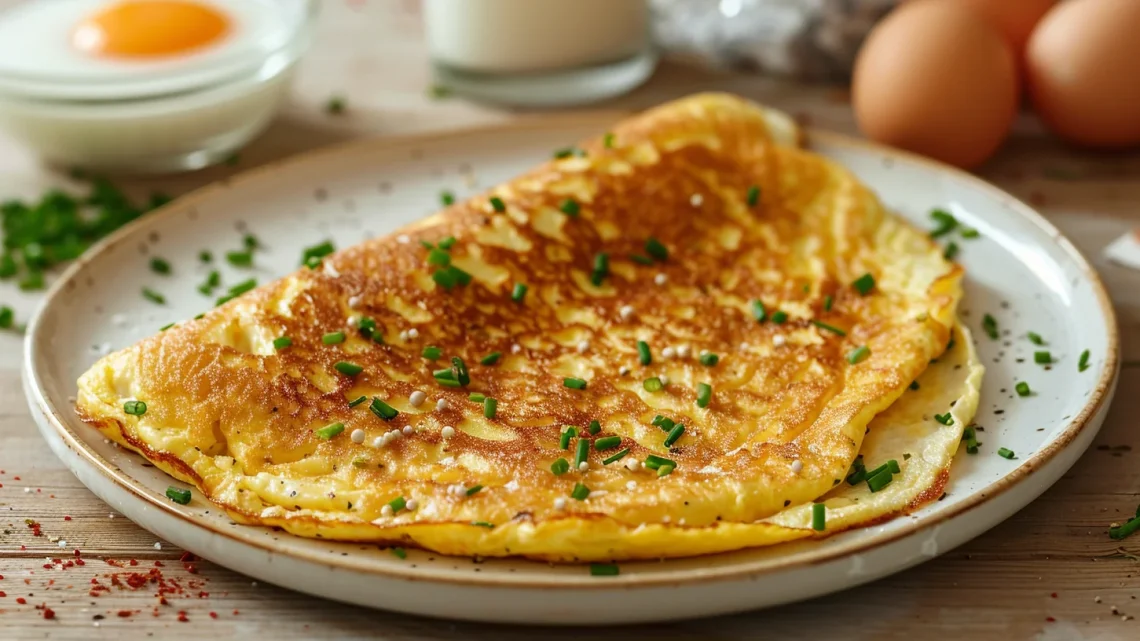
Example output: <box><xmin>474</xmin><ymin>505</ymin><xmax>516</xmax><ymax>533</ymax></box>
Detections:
<box><xmin>77</xmin><ymin>93</ymin><xmax>977</xmax><ymax>562</ymax></box>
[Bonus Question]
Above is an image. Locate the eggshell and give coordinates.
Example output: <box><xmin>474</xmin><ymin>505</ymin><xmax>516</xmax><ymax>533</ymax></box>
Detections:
<box><xmin>1026</xmin><ymin>0</ymin><xmax>1140</xmax><ymax>148</ymax></box>
<box><xmin>954</xmin><ymin>0</ymin><xmax>1055</xmax><ymax>55</ymax></box>
<box><xmin>853</xmin><ymin>0</ymin><xmax>1019</xmax><ymax>168</ymax></box>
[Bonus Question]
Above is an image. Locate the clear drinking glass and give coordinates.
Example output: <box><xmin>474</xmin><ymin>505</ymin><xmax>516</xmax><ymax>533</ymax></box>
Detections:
<box><xmin>424</xmin><ymin>0</ymin><xmax>657</xmax><ymax>107</ymax></box>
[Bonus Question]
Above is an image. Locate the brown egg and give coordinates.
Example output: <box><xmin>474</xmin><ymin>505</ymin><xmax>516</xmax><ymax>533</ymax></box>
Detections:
<box><xmin>1026</xmin><ymin>0</ymin><xmax>1140</xmax><ymax>148</ymax></box>
<box><xmin>853</xmin><ymin>0</ymin><xmax>1019</xmax><ymax>168</ymax></box>
<box><xmin>954</xmin><ymin>0</ymin><xmax>1055</xmax><ymax>55</ymax></box>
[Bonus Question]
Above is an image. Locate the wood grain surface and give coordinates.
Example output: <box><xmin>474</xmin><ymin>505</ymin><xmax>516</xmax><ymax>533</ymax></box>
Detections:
<box><xmin>2</xmin><ymin>2</ymin><xmax>1140</xmax><ymax>639</ymax></box>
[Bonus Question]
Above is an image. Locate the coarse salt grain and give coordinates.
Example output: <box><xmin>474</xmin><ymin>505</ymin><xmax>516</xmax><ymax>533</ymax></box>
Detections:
<box><xmin>578</xmin><ymin>461</ymin><xmax>589</xmax><ymax>471</ymax></box>
<box><xmin>441</xmin><ymin>426</ymin><xmax>455</xmax><ymax>438</ymax></box>
<box><xmin>511</xmin><ymin>343</ymin><xmax>522</xmax><ymax>354</ymax></box>
<box><xmin>661</xmin><ymin>346</ymin><xmax>676</xmax><ymax>359</ymax></box>
<box><xmin>791</xmin><ymin>460</ymin><xmax>803</xmax><ymax>474</ymax></box>
<box><xmin>659</xmin><ymin>375</ymin><xmax>670</xmax><ymax>386</ymax></box>
<box><xmin>380</xmin><ymin>505</ymin><xmax>393</xmax><ymax>517</ymax></box>
<box><xmin>408</xmin><ymin>328</ymin><xmax>419</xmax><ymax>339</ymax></box>
<box><xmin>619</xmin><ymin>365</ymin><xmax>630</xmax><ymax>376</ymax></box>
<box><xmin>350</xmin><ymin>429</ymin><xmax>366</xmax><ymax>444</ymax></box>
<box><xmin>153</xmin><ymin>542</ymin><xmax>162</xmax><ymax>550</ymax></box>
<box><xmin>654</xmin><ymin>273</ymin><xmax>668</xmax><ymax>286</ymax></box>
<box><xmin>371</xmin><ymin>436</ymin><xmax>385</xmax><ymax>448</ymax></box>
<box><xmin>577</xmin><ymin>340</ymin><xmax>590</xmax><ymax>353</ymax></box>
<box><xmin>773</xmin><ymin>335</ymin><xmax>787</xmax><ymax>347</ymax></box>
<box><xmin>398</xmin><ymin>330</ymin><xmax>409</xmax><ymax>341</ymax></box>
<box><xmin>436</xmin><ymin>398</ymin><xmax>450</xmax><ymax>411</ymax></box>
<box><xmin>553</xmin><ymin>497</ymin><xmax>567</xmax><ymax>510</ymax></box>
<box><xmin>677</xmin><ymin>344</ymin><xmax>691</xmax><ymax>359</ymax></box>
<box><xmin>405</xmin><ymin>499</ymin><xmax>419</xmax><ymax>511</ymax></box>
<box><xmin>397</xmin><ymin>234</ymin><xmax>410</xmax><ymax>244</ymax></box>
<box><xmin>690</xmin><ymin>194</ymin><xmax>703</xmax><ymax>207</ymax></box>
<box><xmin>409</xmin><ymin>390</ymin><xmax>426</xmax><ymax>407</ymax></box>
<box><xmin>348</xmin><ymin>294</ymin><xmax>363</xmax><ymax>309</ymax></box>
<box><xmin>402</xmin><ymin>426</ymin><xmax>414</xmax><ymax>436</ymax></box>
<box><xmin>626</xmin><ymin>480</ymin><xmax>637</xmax><ymax>490</ymax></box>
<box><xmin>619</xmin><ymin>305</ymin><xmax>634</xmax><ymax>320</ymax></box>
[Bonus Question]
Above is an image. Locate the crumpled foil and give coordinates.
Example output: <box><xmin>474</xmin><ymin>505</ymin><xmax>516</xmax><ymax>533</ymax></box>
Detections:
<box><xmin>651</xmin><ymin>0</ymin><xmax>899</xmax><ymax>81</ymax></box>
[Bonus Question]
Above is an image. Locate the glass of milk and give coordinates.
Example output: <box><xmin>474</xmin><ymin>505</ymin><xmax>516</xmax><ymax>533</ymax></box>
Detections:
<box><xmin>424</xmin><ymin>0</ymin><xmax>657</xmax><ymax>107</ymax></box>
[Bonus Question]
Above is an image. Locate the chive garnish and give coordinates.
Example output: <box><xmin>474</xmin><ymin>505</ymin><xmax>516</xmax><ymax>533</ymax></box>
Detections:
<box><xmin>551</xmin><ymin>458</ymin><xmax>570</xmax><ymax>475</ymax></box>
<box><xmin>590</xmin><ymin>252</ymin><xmax>609</xmax><ymax>286</ymax></box>
<box><xmin>123</xmin><ymin>400</ymin><xmax>147</xmax><ymax>416</ymax></box>
<box><xmin>273</xmin><ymin>336</ymin><xmax>292</xmax><ymax>350</ymax></box>
<box><xmin>587</xmin><ymin>420</ymin><xmax>601</xmax><ymax>435</ymax></box>
<box><xmin>433</xmin><ymin>367</ymin><xmax>457</xmax><ymax>381</ymax></box>
<box><xmin>438</xmin><ymin>236</ymin><xmax>457</xmax><ymax>250</ymax></box>
<box><xmin>142</xmin><ymin>288</ymin><xmax>165</xmax><ymax>305</ymax></box>
<box><xmin>483</xmin><ymin>397</ymin><xmax>497</xmax><ymax>418</ymax></box>
<box><xmin>645</xmin><ymin>237</ymin><xmax>668</xmax><ymax>262</ymax></box>
<box><xmin>468</xmin><ymin>393</ymin><xmax>485</xmax><ymax>403</ymax></box>
<box><xmin>165</xmin><ymin>487</ymin><xmax>191</xmax><ymax>505</ymax></box>
<box><xmin>553</xmin><ymin>147</ymin><xmax>585</xmax><ymax>159</ymax></box>
<box><xmin>427</xmin><ymin>247</ymin><xmax>451</xmax><ymax>266</ymax></box>
<box><xmin>960</xmin><ymin>227</ymin><xmax>980</xmax><ymax>239</ymax></box>
<box><xmin>511</xmin><ymin>283</ymin><xmax>528</xmax><ymax>302</ymax></box>
<box><xmin>574</xmin><ymin>438</ymin><xmax>589</xmax><ymax>467</ymax></box>
<box><xmin>944</xmin><ymin>241</ymin><xmax>960</xmax><ymax>260</ymax></box>
<box><xmin>325</xmin><ymin>95</ymin><xmax>346</xmax><ymax>114</ymax></box>
<box><xmin>603</xmin><ymin>133</ymin><xmax>615</xmax><ymax>148</ymax></box>
<box><xmin>654</xmin><ymin>417</ymin><xmax>675</xmax><ymax>432</ymax></box>
<box><xmin>159</xmin><ymin>322</ymin><xmax>175</xmax><ymax>331</ymax></box>
<box><xmin>910</xmin><ymin>381</ymin><xmax>920</xmax><ymax>390</ymax></box>
<box><xmin>204</xmin><ymin>270</ymin><xmax>220</xmax><ymax>289</ymax></box>
<box><xmin>746</xmin><ymin>185</ymin><xmax>760</xmax><ymax>207</ymax></box>
<box><xmin>479</xmin><ymin>352</ymin><xmax>501</xmax><ymax>366</ymax></box>
<box><xmin>630</xmin><ymin>254</ymin><xmax>654</xmax><ymax>266</ymax></box>
<box><xmin>559</xmin><ymin>199</ymin><xmax>580</xmax><ymax>216</ymax></box>
<box><xmin>0</xmin><ymin>306</ymin><xmax>13</xmax><ymax>329</ymax></box>
<box><xmin>643</xmin><ymin>377</ymin><xmax>663</xmax><ymax>392</ymax></box>
<box><xmin>335</xmin><ymin>361</ymin><xmax>363</xmax><ymax>376</ymax></box>
<box><xmin>471</xmin><ymin>521</ymin><xmax>494</xmax><ymax>529</ymax></box>
<box><xmin>489</xmin><ymin>196</ymin><xmax>506</xmax><ymax>212</ymax></box>
<box><xmin>242</xmin><ymin>234</ymin><xmax>259</xmax><ymax>250</ymax></box>
<box><xmin>150</xmin><ymin>257</ymin><xmax>171</xmax><ymax>275</ymax></box>
<box><xmin>199</xmin><ymin>250</ymin><xmax>212</xmax><ymax>263</ymax></box>
<box><xmin>390</xmin><ymin>547</ymin><xmax>407</xmax><ymax>559</ymax></box>
<box><xmin>1110</xmin><ymin>514</ymin><xmax>1140</xmax><ymax>541</ymax></box>
<box><xmin>699</xmin><ymin>353</ymin><xmax>719</xmax><ymax>366</ymax></box>
<box><xmin>1015</xmin><ymin>381</ymin><xmax>1031</xmax><ymax>397</ymax></box>
<box><xmin>1027</xmin><ymin>331</ymin><xmax>1045</xmax><ymax>345</ymax></box>
<box><xmin>602</xmin><ymin>448</ymin><xmax>630</xmax><ymax>465</ymax></box>
<box><xmin>663</xmin><ymin>423</ymin><xmax>685</xmax><ymax>448</ymax></box>
<box><xmin>369</xmin><ymin>397</ymin><xmax>398</xmax><ymax>420</ymax></box>
<box><xmin>594</xmin><ymin>436</ymin><xmax>622</xmax><ymax>451</ymax></box>
<box><xmin>357</xmin><ymin>317</ymin><xmax>377</xmax><ymax>339</ymax></box>
<box><xmin>997</xmin><ymin>447</ymin><xmax>1017</xmax><ymax>460</ymax></box>
<box><xmin>225</xmin><ymin>250</ymin><xmax>253</xmax><ymax>267</ymax></box>
<box><xmin>934</xmin><ymin>412</ymin><xmax>954</xmax><ymax>426</ymax></box>
<box><xmin>1034</xmin><ymin>351</ymin><xmax>1052</xmax><ymax>365</ymax></box>
<box><xmin>982</xmin><ymin>314</ymin><xmax>999</xmax><ymax>340</ymax></box>
<box><xmin>771</xmin><ymin>311</ymin><xmax>788</xmax><ymax>324</ymax></box>
<box><xmin>300</xmin><ymin>240</ymin><xmax>335</xmax><ymax>266</ymax></box>
<box><xmin>466</xmin><ymin>485</ymin><xmax>484</xmax><ymax>496</ymax></box>
<box><xmin>811</xmin><ymin>319</ymin><xmax>846</xmax><ymax>336</ymax></box>
<box><xmin>657</xmin><ymin>464</ymin><xmax>675</xmax><ymax>477</ymax></box>
<box><xmin>441</xmin><ymin>191</ymin><xmax>455</xmax><ymax>206</ymax></box>
<box><xmin>348</xmin><ymin>395</ymin><xmax>368</xmax><ymax>408</ymax></box>
<box><xmin>315</xmin><ymin>422</ymin><xmax>345</xmax><ymax>440</ymax></box>
<box><xmin>643</xmin><ymin>454</ymin><xmax>675</xmax><ymax>470</ymax></box>
<box><xmin>637</xmin><ymin>340</ymin><xmax>652</xmax><ymax>365</ymax></box>
<box><xmin>451</xmin><ymin>357</ymin><xmax>470</xmax><ymax>386</ymax></box>
<box><xmin>432</xmin><ymin>269</ymin><xmax>457</xmax><ymax>290</ymax></box>
<box><xmin>812</xmin><ymin>503</ymin><xmax>826</xmax><ymax>531</ymax></box>
<box><xmin>845</xmin><ymin>457</ymin><xmax>866</xmax><ymax>484</ymax></box>
<box><xmin>564</xmin><ymin>377</ymin><xmax>587</xmax><ymax>390</ymax></box>
<box><xmin>388</xmin><ymin>496</ymin><xmax>407</xmax><ymax>512</ymax></box>
<box><xmin>823</xmin><ymin>295</ymin><xmax>833</xmax><ymax>312</ymax></box>
<box><xmin>866</xmin><ymin>468</ymin><xmax>893</xmax><ymax>493</ymax></box>
<box><xmin>228</xmin><ymin>278</ymin><xmax>256</xmax><ymax>296</ymax></box>
<box><xmin>323</xmin><ymin>331</ymin><xmax>346</xmax><ymax>345</ymax></box>
<box><xmin>929</xmin><ymin>208</ymin><xmax>958</xmax><ymax>238</ymax></box>
<box><xmin>696</xmin><ymin>382</ymin><xmax>712</xmax><ymax>408</ymax></box>
<box><xmin>570</xmin><ymin>483</ymin><xmax>590</xmax><ymax>501</ymax></box>
<box><xmin>962</xmin><ymin>426</ymin><xmax>980</xmax><ymax>454</ymax></box>
<box><xmin>852</xmin><ymin>273</ymin><xmax>875</xmax><ymax>295</ymax></box>
<box><xmin>1079</xmin><ymin>349</ymin><xmax>1091</xmax><ymax>372</ymax></box>
<box><xmin>751</xmin><ymin>300</ymin><xmax>767</xmax><ymax>323</ymax></box>
<box><xmin>846</xmin><ymin>345</ymin><xmax>871</xmax><ymax>364</ymax></box>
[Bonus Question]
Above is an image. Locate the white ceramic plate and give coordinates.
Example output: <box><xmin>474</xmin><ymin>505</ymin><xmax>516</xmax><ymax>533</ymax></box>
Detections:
<box><xmin>23</xmin><ymin>116</ymin><xmax>1119</xmax><ymax>625</ymax></box>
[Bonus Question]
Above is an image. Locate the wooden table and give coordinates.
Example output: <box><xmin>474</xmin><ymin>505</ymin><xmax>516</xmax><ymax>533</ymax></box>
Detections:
<box><xmin>2</xmin><ymin>2</ymin><xmax>1139</xmax><ymax>638</ymax></box>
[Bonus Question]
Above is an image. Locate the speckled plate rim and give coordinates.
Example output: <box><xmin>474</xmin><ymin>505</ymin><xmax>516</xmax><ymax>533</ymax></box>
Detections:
<box><xmin>22</xmin><ymin>115</ymin><xmax>1120</xmax><ymax>590</ymax></box>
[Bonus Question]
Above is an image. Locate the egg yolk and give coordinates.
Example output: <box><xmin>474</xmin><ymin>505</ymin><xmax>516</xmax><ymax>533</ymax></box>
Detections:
<box><xmin>73</xmin><ymin>0</ymin><xmax>229</xmax><ymax>58</ymax></box>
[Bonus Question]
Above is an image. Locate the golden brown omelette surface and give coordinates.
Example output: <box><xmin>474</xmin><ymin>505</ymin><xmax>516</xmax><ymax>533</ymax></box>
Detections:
<box><xmin>78</xmin><ymin>93</ymin><xmax>963</xmax><ymax>561</ymax></box>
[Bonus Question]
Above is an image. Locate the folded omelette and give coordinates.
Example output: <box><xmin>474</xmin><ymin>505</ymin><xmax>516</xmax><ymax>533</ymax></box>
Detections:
<box><xmin>77</xmin><ymin>93</ymin><xmax>977</xmax><ymax>561</ymax></box>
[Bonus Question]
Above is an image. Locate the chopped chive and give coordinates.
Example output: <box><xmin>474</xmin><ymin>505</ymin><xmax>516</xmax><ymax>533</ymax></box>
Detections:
<box><xmin>334</xmin><ymin>361</ymin><xmax>363</xmax><ymax>376</ymax></box>
<box><xmin>982</xmin><ymin>314</ymin><xmax>999</xmax><ymax>340</ymax></box>
<box><xmin>751</xmin><ymin>299</ymin><xmax>767</xmax><ymax>323</ymax></box>
<box><xmin>643</xmin><ymin>454</ymin><xmax>675</xmax><ymax>470</ymax></box>
<box><xmin>198</xmin><ymin>250</ymin><xmax>212</xmax><ymax>263</ymax></box>
<box><xmin>325</xmin><ymin>95</ymin><xmax>346</xmax><ymax>114</ymax></box>
<box><xmin>511</xmin><ymin>282</ymin><xmax>528</xmax><ymax>302</ymax></box>
<box><xmin>696</xmin><ymin>382</ymin><xmax>712</xmax><ymax>408</ymax></box>
<box><xmin>225</xmin><ymin>250</ymin><xmax>253</xmax><ymax>267</ymax></box>
<box><xmin>962</xmin><ymin>426</ymin><xmax>980</xmax><ymax>454</ymax></box>
<box><xmin>228</xmin><ymin>278</ymin><xmax>257</xmax><ymax>296</ymax></box>
<box><xmin>602</xmin><ymin>448</ymin><xmax>630</xmax><ymax>465</ymax></box>
<box><xmin>357</xmin><ymin>317</ymin><xmax>377</xmax><ymax>339</ymax></box>
<box><xmin>997</xmin><ymin>447</ymin><xmax>1017</xmax><ymax>460</ymax></box>
<box><xmin>438</xmin><ymin>236</ymin><xmax>457</xmax><ymax>251</ymax></box>
<box><xmin>390</xmin><ymin>547</ymin><xmax>407</xmax><ymax>559</ymax></box>
<box><xmin>645</xmin><ymin>237</ymin><xmax>668</xmax><ymax>262</ymax></box>
<box><xmin>663</xmin><ymin>423</ymin><xmax>685</xmax><ymax>448</ymax></box>
<box><xmin>866</xmin><ymin>468</ymin><xmax>893</xmax><ymax>493</ymax></box>
<box><xmin>300</xmin><ymin>241</ymin><xmax>335</xmax><ymax>266</ymax></box>
<box><xmin>564</xmin><ymin>377</ymin><xmax>587</xmax><ymax>390</ymax></box>
<box><xmin>489</xmin><ymin>196</ymin><xmax>506</xmax><ymax>212</ymax></box>
<box><xmin>551</xmin><ymin>458</ymin><xmax>570</xmax><ymax>475</ymax></box>
<box><xmin>315</xmin><ymin>422</ymin><xmax>345</xmax><ymax>439</ymax></box>
<box><xmin>479</xmin><ymin>351</ymin><xmax>502</xmax><ymax>366</ymax></box>
<box><xmin>323</xmin><ymin>331</ymin><xmax>346</xmax><ymax>345</ymax></box>
<box><xmin>0</xmin><ymin>306</ymin><xmax>13</xmax><ymax>329</ymax></box>
<box><xmin>1110</xmin><ymin>515</ymin><xmax>1140</xmax><ymax>541</ymax></box>
<box><xmin>149</xmin><ymin>257</ymin><xmax>171</xmax><ymax>275</ymax></box>
<box><xmin>142</xmin><ymin>288</ymin><xmax>166</xmax><ymax>305</ymax></box>
<box><xmin>587</xmin><ymin>420</ymin><xmax>601</xmax><ymax>435</ymax></box>
<box><xmin>811</xmin><ymin>319</ymin><xmax>846</xmax><ymax>336</ymax></box>
<box><xmin>746</xmin><ymin>185</ymin><xmax>760</xmax><ymax>207</ymax></box>
<box><xmin>432</xmin><ymin>268</ymin><xmax>457</xmax><ymax>290</ymax></box>
<box><xmin>433</xmin><ymin>367</ymin><xmax>457</xmax><ymax>381</ymax></box>
<box><xmin>699</xmin><ymin>352</ymin><xmax>719</xmax><ymax>366</ymax></box>
<box><xmin>910</xmin><ymin>380</ymin><xmax>920</xmax><ymax>390</ymax></box>
<box><xmin>1027</xmin><ymin>331</ymin><xmax>1045</xmax><ymax>345</ymax></box>
<box><xmin>657</xmin><ymin>465</ymin><xmax>675</xmax><ymax>477</ymax></box>
<box><xmin>570</xmin><ymin>483</ymin><xmax>590</xmax><ymax>500</ymax></box>
<box><xmin>960</xmin><ymin>227</ymin><xmax>980</xmax><ymax>239</ymax></box>
<box><xmin>466</xmin><ymin>485</ymin><xmax>484</xmax><ymax>496</ymax></box>
<box><xmin>846</xmin><ymin>345</ymin><xmax>871</xmax><ymax>364</ymax></box>
<box><xmin>388</xmin><ymin>496</ymin><xmax>406</xmax><ymax>512</ymax></box>
<box><xmin>1015</xmin><ymin>381</ymin><xmax>1032</xmax><ymax>397</ymax></box>
<box><xmin>603</xmin><ymin>132</ymin><xmax>615</xmax><ymax>148</ymax></box>
<box><xmin>559</xmin><ymin>199</ymin><xmax>580</xmax><ymax>216</ymax></box>
<box><xmin>630</xmin><ymin>254</ymin><xmax>654</xmax><ymax>266</ymax></box>
<box><xmin>812</xmin><ymin>503</ymin><xmax>826</xmax><ymax>531</ymax></box>
<box><xmin>451</xmin><ymin>357</ymin><xmax>470</xmax><ymax>386</ymax></box>
<box><xmin>643</xmin><ymin>377</ymin><xmax>663</xmax><ymax>392</ymax></box>
<box><xmin>1034</xmin><ymin>351</ymin><xmax>1052</xmax><ymax>365</ymax></box>
<box><xmin>553</xmin><ymin>147</ymin><xmax>585</xmax><ymax>159</ymax></box>
<box><xmin>654</xmin><ymin>417</ymin><xmax>675</xmax><ymax>432</ymax></box>
<box><xmin>214</xmin><ymin>293</ymin><xmax>236</xmax><ymax>306</ymax></box>
<box><xmin>594</xmin><ymin>436</ymin><xmax>622</xmax><ymax>451</ymax></box>
<box><xmin>929</xmin><ymin>208</ymin><xmax>958</xmax><ymax>238</ymax></box>
<box><xmin>427</xmin><ymin>248</ymin><xmax>451</xmax><ymax>267</ymax></box>
<box><xmin>556</xmin><ymin>424</ymin><xmax>574</xmax><ymax>449</ymax></box>
<box><xmin>637</xmin><ymin>340</ymin><xmax>652</xmax><ymax>365</ymax></box>
<box><xmin>852</xmin><ymin>273</ymin><xmax>875</xmax><ymax>295</ymax></box>
<box><xmin>944</xmin><ymin>241</ymin><xmax>960</xmax><ymax>261</ymax></box>
<box><xmin>823</xmin><ymin>295</ymin><xmax>833</xmax><ymax>312</ymax></box>
<box><xmin>420</xmin><ymin>240</ymin><xmax>435</xmax><ymax>251</ymax></box>
<box><xmin>440</xmin><ymin>191</ymin><xmax>455</xmax><ymax>206</ymax></box>
<box><xmin>468</xmin><ymin>393</ymin><xmax>485</xmax><ymax>403</ymax></box>
<box><xmin>887</xmin><ymin>459</ymin><xmax>901</xmax><ymax>474</ymax></box>
<box><xmin>483</xmin><ymin>397</ymin><xmax>498</xmax><ymax>418</ymax></box>
<box><xmin>845</xmin><ymin>457</ymin><xmax>866</xmax><ymax>485</ymax></box>
<box><xmin>590</xmin><ymin>252</ymin><xmax>609</xmax><ymax>286</ymax></box>
<box><xmin>273</xmin><ymin>336</ymin><xmax>292</xmax><ymax>350</ymax></box>
<box><xmin>369</xmin><ymin>397</ymin><xmax>398</xmax><ymax>420</ymax></box>
<box><xmin>159</xmin><ymin>322</ymin><xmax>175</xmax><ymax>331</ymax></box>
<box><xmin>418</xmin><ymin>346</ymin><xmax>441</xmax><ymax>361</ymax></box>
<box><xmin>471</xmin><ymin>521</ymin><xmax>494</xmax><ymax>528</ymax></box>
<box><xmin>771</xmin><ymin>310</ymin><xmax>788</xmax><ymax>324</ymax></box>
<box><xmin>165</xmin><ymin>487</ymin><xmax>191</xmax><ymax>505</ymax></box>
<box><xmin>242</xmin><ymin>234</ymin><xmax>259</xmax><ymax>251</ymax></box>
<box><xmin>1079</xmin><ymin>349</ymin><xmax>1091</xmax><ymax>372</ymax></box>
<box><xmin>204</xmin><ymin>270</ymin><xmax>220</xmax><ymax>289</ymax></box>
<box><xmin>934</xmin><ymin>412</ymin><xmax>954</xmax><ymax>426</ymax></box>
<box><xmin>123</xmin><ymin>400</ymin><xmax>147</xmax><ymax>416</ymax></box>
<box><xmin>574</xmin><ymin>438</ymin><xmax>590</xmax><ymax>467</ymax></box>
<box><xmin>348</xmin><ymin>395</ymin><xmax>368</xmax><ymax>408</ymax></box>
